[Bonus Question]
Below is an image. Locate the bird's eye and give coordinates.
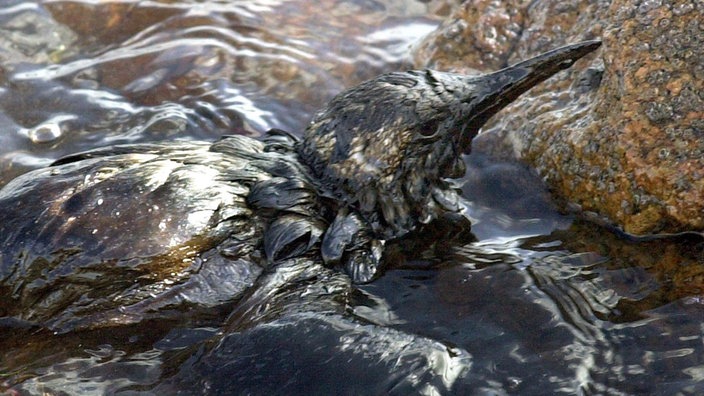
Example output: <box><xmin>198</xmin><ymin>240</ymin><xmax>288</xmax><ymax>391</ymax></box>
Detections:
<box><xmin>418</xmin><ymin>119</ymin><xmax>440</xmax><ymax>138</ymax></box>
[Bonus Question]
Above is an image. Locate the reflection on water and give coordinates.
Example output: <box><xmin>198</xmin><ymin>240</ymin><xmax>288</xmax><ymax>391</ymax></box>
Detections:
<box><xmin>2</xmin><ymin>0</ymin><xmax>704</xmax><ymax>394</ymax></box>
<box><xmin>0</xmin><ymin>0</ymin><xmax>438</xmax><ymax>186</ymax></box>
<box><xmin>358</xmin><ymin>230</ymin><xmax>704</xmax><ymax>394</ymax></box>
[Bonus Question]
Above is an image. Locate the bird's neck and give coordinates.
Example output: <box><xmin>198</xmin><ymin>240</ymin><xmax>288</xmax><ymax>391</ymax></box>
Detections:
<box><xmin>295</xmin><ymin>137</ymin><xmax>463</xmax><ymax>241</ymax></box>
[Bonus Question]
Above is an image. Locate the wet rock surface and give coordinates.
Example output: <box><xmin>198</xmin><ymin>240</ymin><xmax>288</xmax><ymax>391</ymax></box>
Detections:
<box><xmin>415</xmin><ymin>0</ymin><xmax>704</xmax><ymax>234</ymax></box>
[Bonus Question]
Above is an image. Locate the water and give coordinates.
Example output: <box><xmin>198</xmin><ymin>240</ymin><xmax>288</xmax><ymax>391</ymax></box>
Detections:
<box><xmin>0</xmin><ymin>0</ymin><xmax>437</xmax><ymax>187</ymax></box>
<box><xmin>2</xmin><ymin>1</ymin><xmax>704</xmax><ymax>394</ymax></box>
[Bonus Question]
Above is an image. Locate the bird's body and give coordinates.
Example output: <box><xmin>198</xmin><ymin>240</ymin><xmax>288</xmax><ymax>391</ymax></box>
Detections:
<box><xmin>0</xmin><ymin>41</ymin><xmax>601</xmax><ymax>332</ymax></box>
<box><xmin>0</xmin><ymin>132</ymin><xmax>329</xmax><ymax>331</ymax></box>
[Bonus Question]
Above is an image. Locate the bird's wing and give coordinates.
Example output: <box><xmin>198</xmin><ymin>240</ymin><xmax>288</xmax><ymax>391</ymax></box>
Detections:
<box><xmin>0</xmin><ymin>138</ymin><xmax>267</xmax><ymax>331</ymax></box>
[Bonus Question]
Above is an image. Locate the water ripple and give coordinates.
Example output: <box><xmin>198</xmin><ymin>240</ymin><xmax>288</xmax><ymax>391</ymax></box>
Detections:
<box><xmin>0</xmin><ymin>0</ymin><xmax>440</xmax><ymax>187</ymax></box>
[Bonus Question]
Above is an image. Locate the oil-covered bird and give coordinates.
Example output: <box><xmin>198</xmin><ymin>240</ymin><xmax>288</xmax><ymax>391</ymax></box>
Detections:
<box><xmin>0</xmin><ymin>41</ymin><xmax>601</xmax><ymax>332</ymax></box>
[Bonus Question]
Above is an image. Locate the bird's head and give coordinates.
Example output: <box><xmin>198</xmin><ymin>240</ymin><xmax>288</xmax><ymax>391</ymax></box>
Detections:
<box><xmin>298</xmin><ymin>41</ymin><xmax>601</xmax><ymax>239</ymax></box>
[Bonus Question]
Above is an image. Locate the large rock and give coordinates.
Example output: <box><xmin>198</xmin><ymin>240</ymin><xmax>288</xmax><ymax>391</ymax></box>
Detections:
<box><xmin>415</xmin><ymin>0</ymin><xmax>704</xmax><ymax>234</ymax></box>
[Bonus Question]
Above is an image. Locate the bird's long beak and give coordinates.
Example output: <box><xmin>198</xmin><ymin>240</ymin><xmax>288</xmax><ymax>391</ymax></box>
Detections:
<box><xmin>459</xmin><ymin>40</ymin><xmax>602</xmax><ymax>151</ymax></box>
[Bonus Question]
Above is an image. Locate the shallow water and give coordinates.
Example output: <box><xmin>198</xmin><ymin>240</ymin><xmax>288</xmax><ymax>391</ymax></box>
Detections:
<box><xmin>0</xmin><ymin>0</ymin><xmax>438</xmax><ymax>187</ymax></box>
<box><xmin>2</xmin><ymin>1</ymin><xmax>704</xmax><ymax>395</ymax></box>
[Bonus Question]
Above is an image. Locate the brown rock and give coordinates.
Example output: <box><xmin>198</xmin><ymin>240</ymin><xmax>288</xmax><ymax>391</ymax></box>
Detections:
<box><xmin>415</xmin><ymin>0</ymin><xmax>704</xmax><ymax>234</ymax></box>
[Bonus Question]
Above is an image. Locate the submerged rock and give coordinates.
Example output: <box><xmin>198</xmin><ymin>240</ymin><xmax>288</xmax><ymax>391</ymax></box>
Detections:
<box><xmin>415</xmin><ymin>0</ymin><xmax>704</xmax><ymax>234</ymax></box>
